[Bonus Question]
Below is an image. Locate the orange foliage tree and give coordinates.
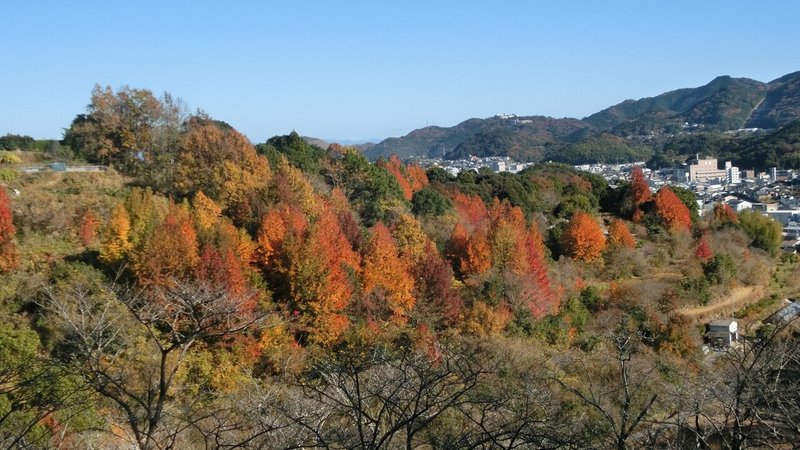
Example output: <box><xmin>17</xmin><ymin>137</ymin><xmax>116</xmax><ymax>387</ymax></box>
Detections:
<box><xmin>451</xmin><ymin>192</ymin><xmax>488</xmax><ymax>229</ymax></box>
<box><xmin>561</xmin><ymin>211</ymin><xmax>606</xmax><ymax>262</ymax></box>
<box><xmin>132</xmin><ymin>205</ymin><xmax>199</xmax><ymax>287</ymax></box>
<box><xmin>464</xmin><ymin>229</ymin><xmax>492</xmax><ymax>275</ymax></box>
<box><xmin>405</xmin><ymin>162</ymin><xmax>429</xmax><ymax>193</ymax></box>
<box><xmin>289</xmin><ymin>208</ymin><xmax>361</xmax><ymax>345</ymax></box>
<box><xmin>654</xmin><ymin>186</ymin><xmax>692</xmax><ymax>232</ymax></box>
<box><xmin>362</xmin><ymin>222</ymin><xmax>415</xmax><ymax>321</ymax></box>
<box><xmin>608</xmin><ymin>219</ymin><xmax>636</xmax><ymax>249</ymax></box>
<box><xmin>0</xmin><ymin>186</ymin><xmax>18</xmax><ymax>272</ymax></box>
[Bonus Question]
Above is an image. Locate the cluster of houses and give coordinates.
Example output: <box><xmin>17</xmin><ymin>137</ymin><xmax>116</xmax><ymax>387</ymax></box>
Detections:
<box><xmin>416</xmin><ymin>155</ymin><xmax>534</xmax><ymax>176</ymax></box>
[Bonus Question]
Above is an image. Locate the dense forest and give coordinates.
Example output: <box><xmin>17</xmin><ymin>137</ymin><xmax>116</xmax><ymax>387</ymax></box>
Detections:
<box><xmin>0</xmin><ymin>86</ymin><xmax>799</xmax><ymax>449</ymax></box>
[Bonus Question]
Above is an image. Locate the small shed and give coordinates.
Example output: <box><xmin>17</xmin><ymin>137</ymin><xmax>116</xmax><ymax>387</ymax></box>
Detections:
<box><xmin>705</xmin><ymin>319</ymin><xmax>738</xmax><ymax>349</ymax></box>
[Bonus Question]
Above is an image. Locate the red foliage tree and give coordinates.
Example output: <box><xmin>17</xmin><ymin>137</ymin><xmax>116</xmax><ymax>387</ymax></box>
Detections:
<box><xmin>630</xmin><ymin>166</ymin><xmax>651</xmax><ymax>222</ymax></box>
<box><xmin>412</xmin><ymin>241</ymin><xmax>463</xmax><ymax>329</ymax></box>
<box><xmin>654</xmin><ymin>186</ymin><xmax>692</xmax><ymax>231</ymax></box>
<box><xmin>561</xmin><ymin>211</ymin><xmax>606</xmax><ymax>262</ymax></box>
<box><xmin>78</xmin><ymin>209</ymin><xmax>100</xmax><ymax>247</ymax></box>
<box><xmin>695</xmin><ymin>234</ymin><xmax>713</xmax><ymax>262</ymax></box>
<box><xmin>0</xmin><ymin>186</ymin><xmax>18</xmax><ymax>272</ymax></box>
<box><xmin>523</xmin><ymin>222</ymin><xmax>555</xmax><ymax>317</ymax></box>
<box><xmin>405</xmin><ymin>162</ymin><xmax>429</xmax><ymax>193</ymax></box>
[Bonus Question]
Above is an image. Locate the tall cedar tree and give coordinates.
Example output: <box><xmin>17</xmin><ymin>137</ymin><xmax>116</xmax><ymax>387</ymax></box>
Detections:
<box><xmin>99</xmin><ymin>204</ymin><xmax>133</xmax><ymax>265</ymax></box>
<box><xmin>412</xmin><ymin>241</ymin><xmax>463</xmax><ymax>329</ymax></box>
<box><xmin>78</xmin><ymin>209</ymin><xmax>100</xmax><ymax>247</ymax></box>
<box><xmin>525</xmin><ymin>222</ymin><xmax>555</xmax><ymax>317</ymax></box>
<box><xmin>561</xmin><ymin>211</ymin><xmax>606</xmax><ymax>262</ymax></box>
<box><xmin>608</xmin><ymin>219</ymin><xmax>636</xmax><ymax>249</ymax></box>
<box><xmin>0</xmin><ymin>186</ymin><xmax>18</xmax><ymax>272</ymax></box>
<box><xmin>405</xmin><ymin>162</ymin><xmax>429</xmax><ymax>193</ymax></box>
<box><xmin>362</xmin><ymin>222</ymin><xmax>415</xmax><ymax>321</ymax></box>
<box><xmin>654</xmin><ymin>186</ymin><xmax>692</xmax><ymax>232</ymax></box>
<box><xmin>630</xmin><ymin>166</ymin><xmax>651</xmax><ymax>222</ymax></box>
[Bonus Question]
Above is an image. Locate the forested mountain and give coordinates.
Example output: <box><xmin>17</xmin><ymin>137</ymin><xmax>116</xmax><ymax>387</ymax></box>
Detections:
<box><xmin>1</xmin><ymin>85</ymin><xmax>800</xmax><ymax>449</ymax></box>
<box><xmin>364</xmin><ymin>115</ymin><xmax>591</xmax><ymax>161</ymax></box>
<box><xmin>366</xmin><ymin>71</ymin><xmax>800</xmax><ymax>166</ymax></box>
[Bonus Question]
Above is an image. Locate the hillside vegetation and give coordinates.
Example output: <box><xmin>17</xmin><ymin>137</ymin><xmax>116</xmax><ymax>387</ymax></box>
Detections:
<box><xmin>0</xmin><ymin>86</ymin><xmax>799</xmax><ymax>449</ymax></box>
<box><xmin>364</xmin><ymin>71</ymin><xmax>800</xmax><ymax>169</ymax></box>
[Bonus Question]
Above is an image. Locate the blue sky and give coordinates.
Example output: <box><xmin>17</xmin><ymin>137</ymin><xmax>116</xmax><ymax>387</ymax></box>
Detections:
<box><xmin>2</xmin><ymin>1</ymin><xmax>799</xmax><ymax>143</ymax></box>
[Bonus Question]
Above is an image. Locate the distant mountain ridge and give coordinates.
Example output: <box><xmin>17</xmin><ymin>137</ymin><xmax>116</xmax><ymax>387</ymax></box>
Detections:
<box><xmin>364</xmin><ymin>71</ymin><xmax>800</xmax><ymax>164</ymax></box>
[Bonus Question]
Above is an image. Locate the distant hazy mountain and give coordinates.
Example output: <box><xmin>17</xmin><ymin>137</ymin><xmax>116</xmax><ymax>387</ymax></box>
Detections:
<box><xmin>365</xmin><ymin>71</ymin><xmax>800</xmax><ymax>164</ymax></box>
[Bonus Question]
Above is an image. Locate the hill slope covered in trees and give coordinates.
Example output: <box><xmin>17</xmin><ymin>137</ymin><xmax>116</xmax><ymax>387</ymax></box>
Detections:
<box><xmin>0</xmin><ymin>86</ymin><xmax>799</xmax><ymax>449</ymax></box>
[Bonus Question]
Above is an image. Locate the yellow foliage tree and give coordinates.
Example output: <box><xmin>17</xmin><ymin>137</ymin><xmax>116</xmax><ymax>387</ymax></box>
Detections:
<box><xmin>99</xmin><ymin>204</ymin><xmax>133</xmax><ymax>265</ymax></box>
<box><xmin>192</xmin><ymin>191</ymin><xmax>222</xmax><ymax>232</ymax></box>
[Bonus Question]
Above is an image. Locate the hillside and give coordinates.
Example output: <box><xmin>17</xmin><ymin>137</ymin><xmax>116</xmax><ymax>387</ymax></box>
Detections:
<box><xmin>585</xmin><ymin>75</ymin><xmax>768</xmax><ymax>132</ymax></box>
<box><xmin>367</xmin><ymin>71</ymin><xmax>800</xmax><ymax>164</ymax></box>
<box><xmin>1</xmin><ymin>85</ymin><xmax>799</xmax><ymax>449</ymax></box>
<box><xmin>365</xmin><ymin>115</ymin><xmax>591</xmax><ymax>161</ymax></box>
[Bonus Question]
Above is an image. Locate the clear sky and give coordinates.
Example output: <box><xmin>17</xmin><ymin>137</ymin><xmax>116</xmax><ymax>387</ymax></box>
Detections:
<box><xmin>2</xmin><ymin>1</ymin><xmax>799</xmax><ymax>143</ymax></box>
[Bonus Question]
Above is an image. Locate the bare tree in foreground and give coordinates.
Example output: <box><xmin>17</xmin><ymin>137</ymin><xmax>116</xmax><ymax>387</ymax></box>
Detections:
<box><xmin>41</xmin><ymin>279</ymin><xmax>261</xmax><ymax>450</ymax></box>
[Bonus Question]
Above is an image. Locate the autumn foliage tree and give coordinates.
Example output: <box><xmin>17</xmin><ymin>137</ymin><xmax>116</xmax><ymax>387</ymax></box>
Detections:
<box><xmin>377</xmin><ymin>154</ymin><xmax>414</xmax><ymax>200</ymax></box>
<box><xmin>78</xmin><ymin>209</ymin><xmax>100</xmax><ymax>247</ymax></box>
<box><xmin>192</xmin><ymin>191</ymin><xmax>222</xmax><ymax>232</ymax></box>
<box><xmin>132</xmin><ymin>205</ymin><xmax>199</xmax><ymax>287</ymax></box>
<box><xmin>0</xmin><ymin>186</ymin><xmax>18</xmax><ymax>272</ymax></box>
<box><xmin>695</xmin><ymin>234</ymin><xmax>713</xmax><ymax>262</ymax></box>
<box><xmin>711</xmin><ymin>202</ymin><xmax>739</xmax><ymax>228</ymax></box>
<box><xmin>288</xmin><ymin>208</ymin><xmax>360</xmax><ymax>345</ymax></box>
<box><xmin>654</xmin><ymin>186</ymin><xmax>692</xmax><ymax>232</ymax></box>
<box><xmin>608</xmin><ymin>219</ymin><xmax>636</xmax><ymax>249</ymax></box>
<box><xmin>99</xmin><ymin>204</ymin><xmax>132</xmax><ymax>265</ymax></box>
<box><xmin>175</xmin><ymin>118</ymin><xmax>271</xmax><ymax>222</ymax></box>
<box><xmin>561</xmin><ymin>211</ymin><xmax>606</xmax><ymax>262</ymax></box>
<box><xmin>362</xmin><ymin>222</ymin><xmax>415</xmax><ymax>322</ymax></box>
<box><xmin>630</xmin><ymin>166</ymin><xmax>651</xmax><ymax>222</ymax></box>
